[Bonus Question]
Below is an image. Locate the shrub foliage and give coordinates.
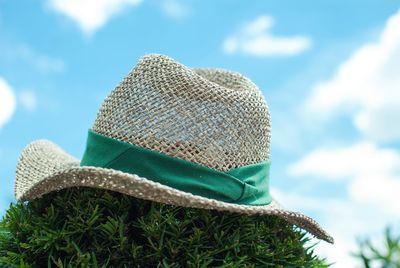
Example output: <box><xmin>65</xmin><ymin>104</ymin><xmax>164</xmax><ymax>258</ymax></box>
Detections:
<box><xmin>354</xmin><ymin>227</ymin><xmax>400</xmax><ymax>267</ymax></box>
<box><xmin>0</xmin><ymin>188</ymin><xmax>327</xmax><ymax>267</ymax></box>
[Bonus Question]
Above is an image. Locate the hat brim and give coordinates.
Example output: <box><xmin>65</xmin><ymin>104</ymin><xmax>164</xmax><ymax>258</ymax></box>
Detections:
<box><xmin>15</xmin><ymin>140</ymin><xmax>333</xmax><ymax>243</ymax></box>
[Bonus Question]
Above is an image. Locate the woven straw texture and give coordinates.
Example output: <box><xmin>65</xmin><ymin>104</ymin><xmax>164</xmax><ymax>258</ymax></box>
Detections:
<box><xmin>92</xmin><ymin>55</ymin><xmax>270</xmax><ymax>171</ymax></box>
<box><xmin>14</xmin><ymin>54</ymin><xmax>333</xmax><ymax>243</ymax></box>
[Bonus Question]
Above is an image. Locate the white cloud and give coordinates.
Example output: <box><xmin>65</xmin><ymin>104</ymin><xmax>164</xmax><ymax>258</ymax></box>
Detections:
<box><xmin>47</xmin><ymin>0</ymin><xmax>142</xmax><ymax>35</ymax></box>
<box><xmin>18</xmin><ymin>90</ymin><xmax>37</xmax><ymax>112</ymax></box>
<box><xmin>284</xmin><ymin>9</ymin><xmax>400</xmax><ymax>267</ymax></box>
<box><xmin>287</xmin><ymin>143</ymin><xmax>400</xmax><ymax>265</ymax></box>
<box><xmin>0</xmin><ymin>78</ymin><xmax>16</xmax><ymax>129</ymax></box>
<box><xmin>161</xmin><ymin>0</ymin><xmax>190</xmax><ymax>18</ymax></box>
<box><xmin>305</xmin><ymin>10</ymin><xmax>400</xmax><ymax>142</ymax></box>
<box><xmin>272</xmin><ymin>188</ymin><xmax>399</xmax><ymax>267</ymax></box>
<box><xmin>348</xmin><ymin>173</ymin><xmax>400</xmax><ymax>215</ymax></box>
<box><xmin>223</xmin><ymin>15</ymin><xmax>311</xmax><ymax>57</ymax></box>
<box><xmin>288</xmin><ymin>142</ymin><xmax>400</xmax><ymax>180</ymax></box>
<box><xmin>289</xmin><ymin>142</ymin><xmax>400</xmax><ymax>215</ymax></box>
<box><xmin>313</xmin><ymin>200</ymin><xmax>394</xmax><ymax>268</ymax></box>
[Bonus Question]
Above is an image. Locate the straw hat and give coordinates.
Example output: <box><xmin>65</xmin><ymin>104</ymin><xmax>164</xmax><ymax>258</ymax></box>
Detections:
<box><xmin>15</xmin><ymin>54</ymin><xmax>333</xmax><ymax>243</ymax></box>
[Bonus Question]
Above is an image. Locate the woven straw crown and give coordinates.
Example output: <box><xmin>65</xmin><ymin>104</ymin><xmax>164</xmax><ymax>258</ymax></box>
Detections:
<box><xmin>92</xmin><ymin>54</ymin><xmax>271</xmax><ymax>171</ymax></box>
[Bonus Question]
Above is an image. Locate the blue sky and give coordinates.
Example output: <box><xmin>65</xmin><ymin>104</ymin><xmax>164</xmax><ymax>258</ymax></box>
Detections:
<box><xmin>1</xmin><ymin>0</ymin><xmax>400</xmax><ymax>266</ymax></box>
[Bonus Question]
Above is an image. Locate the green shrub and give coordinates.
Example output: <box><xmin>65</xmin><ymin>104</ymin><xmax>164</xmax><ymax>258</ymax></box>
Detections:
<box><xmin>354</xmin><ymin>227</ymin><xmax>400</xmax><ymax>267</ymax></box>
<box><xmin>0</xmin><ymin>188</ymin><xmax>328</xmax><ymax>267</ymax></box>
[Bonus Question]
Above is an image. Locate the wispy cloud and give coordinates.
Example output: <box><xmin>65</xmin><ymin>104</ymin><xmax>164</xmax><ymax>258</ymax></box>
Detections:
<box><xmin>18</xmin><ymin>90</ymin><xmax>38</xmax><ymax>112</ymax></box>
<box><xmin>161</xmin><ymin>0</ymin><xmax>190</xmax><ymax>19</ymax></box>
<box><xmin>223</xmin><ymin>15</ymin><xmax>311</xmax><ymax>57</ymax></box>
<box><xmin>15</xmin><ymin>44</ymin><xmax>65</xmax><ymax>73</ymax></box>
<box><xmin>0</xmin><ymin>42</ymin><xmax>65</xmax><ymax>74</ymax></box>
<box><xmin>305</xmin><ymin>10</ymin><xmax>400</xmax><ymax>143</ymax></box>
<box><xmin>47</xmin><ymin>0</ymin><xmax>142</xmax><ymax>35</ymax></box>
<box><xmin>0</xmin><ymin>78</ymin><xmax>16</xmax><ymax>130</ymax></box>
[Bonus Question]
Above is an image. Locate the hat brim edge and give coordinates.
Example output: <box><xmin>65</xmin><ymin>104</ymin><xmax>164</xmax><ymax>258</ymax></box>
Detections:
<box><xmin>15</xmin><ymin>140</ymin><xmax>334</xmax><ymax>244</ymax></box>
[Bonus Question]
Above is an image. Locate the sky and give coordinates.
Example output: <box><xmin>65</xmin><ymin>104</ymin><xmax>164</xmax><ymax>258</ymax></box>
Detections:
<box><xmin>0</xmin><ymin>0</ymin><xmax>400</xmax><ymax>266</ymax></box>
